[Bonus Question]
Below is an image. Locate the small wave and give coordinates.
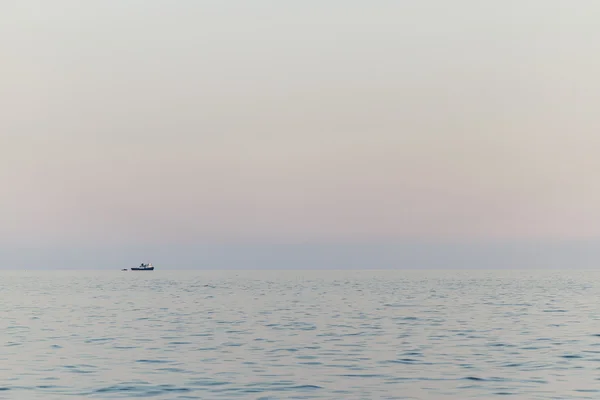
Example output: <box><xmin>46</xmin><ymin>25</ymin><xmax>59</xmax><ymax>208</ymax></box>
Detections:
<box><xmin>92</xmin><ymin>384</ymin><xmax>191</xmax><ymax>395</ymax></box>
<box><xmin>561</xmin><ymin>354</ymin><xmax>583</xmax><ymax>359</ymax></box>
<box><xmin>135</xmin><ymin>359</ymin><xmax>172</xmax><ymax>364</ymax></box>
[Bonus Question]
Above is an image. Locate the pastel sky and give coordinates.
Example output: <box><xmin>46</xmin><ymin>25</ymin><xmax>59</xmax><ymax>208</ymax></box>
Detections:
<box><xmin>2</xmin><ymin>1</ymin><xmax>600</xmax><ymax>268</ymax></box>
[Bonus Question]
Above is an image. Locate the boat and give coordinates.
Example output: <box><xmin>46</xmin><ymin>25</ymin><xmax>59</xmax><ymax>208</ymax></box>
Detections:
<box><xmin>121</xmin><ymin>269</ymin><xmax>127</xmax><ymax>271</ymax></box>
<box><xmin>131</xmin><ymin>262</ymin><xmax>154</xmax><ymax>271</ymax></box>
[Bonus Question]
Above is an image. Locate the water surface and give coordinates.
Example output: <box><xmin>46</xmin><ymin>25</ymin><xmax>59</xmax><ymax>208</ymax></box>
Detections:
<box><xmin>1</xmin><ymin>269</ymin><xmax>600</xmax><ymax>399</ymax></box>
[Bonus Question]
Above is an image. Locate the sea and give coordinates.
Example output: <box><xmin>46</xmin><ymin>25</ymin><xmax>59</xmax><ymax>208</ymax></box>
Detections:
<box><xmin>1</xmin><ymin>269</ymin><xmax>600</xmax><ymax>399</ymax></box>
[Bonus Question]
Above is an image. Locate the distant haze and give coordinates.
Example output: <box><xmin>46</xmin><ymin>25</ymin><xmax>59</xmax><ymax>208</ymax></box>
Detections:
<box><xmin>2</xmin><ymin>1</ymin><xmax>600</xmax><ymax>269</ymax></box>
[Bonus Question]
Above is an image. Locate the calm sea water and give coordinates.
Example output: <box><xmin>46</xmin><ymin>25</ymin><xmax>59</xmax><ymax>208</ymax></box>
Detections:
<box><xmin>1</xmin><ymin>269</ymin><xmax>600</xmax><ymax>399</ymax></box>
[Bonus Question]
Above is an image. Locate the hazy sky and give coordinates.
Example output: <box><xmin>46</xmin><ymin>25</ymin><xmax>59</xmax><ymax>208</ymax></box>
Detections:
<box><xmin>2</xmin><ymin>1</ymin><xmax>600</xmax><ymax>268</ymax></box>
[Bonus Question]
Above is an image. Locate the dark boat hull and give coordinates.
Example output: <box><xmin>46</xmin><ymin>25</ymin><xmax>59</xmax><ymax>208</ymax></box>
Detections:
<box><xmin>130</xmin><ymin>267</ymin><xmax>154</xmax><ymax>271</ymax></box>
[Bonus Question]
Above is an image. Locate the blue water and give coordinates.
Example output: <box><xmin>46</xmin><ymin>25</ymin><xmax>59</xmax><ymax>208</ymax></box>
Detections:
<box><xmin>1</xmin><ymin>269</ymin><xmax>600</xmax><ymax>399</ymax></box>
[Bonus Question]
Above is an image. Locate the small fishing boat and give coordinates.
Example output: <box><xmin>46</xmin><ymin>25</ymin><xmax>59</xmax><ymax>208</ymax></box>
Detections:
<box><xmin>131</xmin><ymin>262</ymin><xmax>154</xmax><ymax>271</ymax></box>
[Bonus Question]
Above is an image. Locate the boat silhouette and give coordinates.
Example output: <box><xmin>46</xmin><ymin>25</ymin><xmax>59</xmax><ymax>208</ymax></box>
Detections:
<box><xmin>131</xmin><ymin>262</ymin><xmax>154</xmax><ymax>271</ymax></box>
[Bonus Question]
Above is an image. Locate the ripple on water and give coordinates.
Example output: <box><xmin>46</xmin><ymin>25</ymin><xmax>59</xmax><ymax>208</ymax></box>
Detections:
<box><xmin>3</xmin><ymin>270</ymin><xmax>600</xmax><ymax>399</ymax></box>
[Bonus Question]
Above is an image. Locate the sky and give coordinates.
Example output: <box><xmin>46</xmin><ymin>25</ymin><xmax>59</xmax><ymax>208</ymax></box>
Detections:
<box><xmin>2</xmin><ymin>1</ymin><xmax>600</xmax><ymax>269</ymax></box>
